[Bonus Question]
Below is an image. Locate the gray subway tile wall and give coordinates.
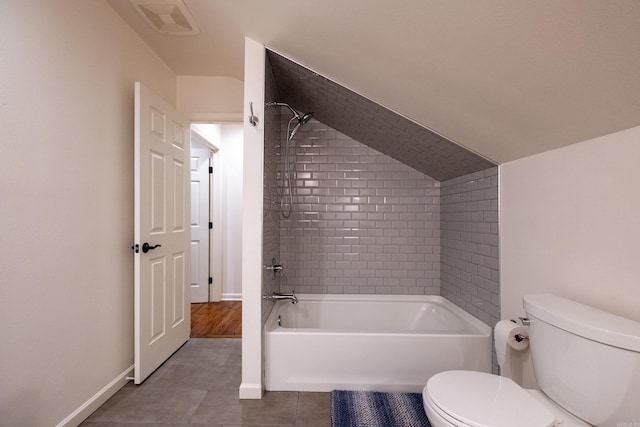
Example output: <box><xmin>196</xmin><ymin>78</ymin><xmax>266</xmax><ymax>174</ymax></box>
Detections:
<box><xmin>264</xmin><ymin>114</ymin><xmax>500</xmax><ymax>315</ymax></box>
<box><xmin>262</xmin><ymin>55</ymin><xmax>282</xmax><ymax>321</ymax></box>
<box><xmin>266</xmin><ymin>50</ymin><xmax>497</xmax><ymax>182</ymax></box>
<box><xmin>264</xmin><ymin>52</ymin><xmax>500</xmax><ymax>333</ymax></box>
<box><xmin>440</xmin><ymin>167</ymin><xmax>500</xmax><ymax>372</ymax></box>
<box><xmin>277</xmin><ymin>119</ymin><xmax>441</xmax><ymax>295</ymax></box>
<box><xmin>440</xmin><ymin>168</ymin><xmax>499</xmax><ymax>323</ymax></box>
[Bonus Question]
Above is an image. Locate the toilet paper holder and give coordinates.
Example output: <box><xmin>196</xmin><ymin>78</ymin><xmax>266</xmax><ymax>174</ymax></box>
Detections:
<box><xmin>511</xmin><ymin>317</ymin><xmax>531</xmax><ymax>342</ymax></box>
<box><xmin>518</xmin><ymin>316</ymin><xmax>533</xmax><ymax>326</ymax></box>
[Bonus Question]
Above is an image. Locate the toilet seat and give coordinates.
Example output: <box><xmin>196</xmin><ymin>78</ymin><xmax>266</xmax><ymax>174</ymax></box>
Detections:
<box><xmin>423</xmin><ymin>371</ymin><xmax>557</xmax><ymax>427</ymax></box>
<box><xmin>424</xmin><ymin>388</ymin><xmax>473</xmax><ymax>427</ymax></box>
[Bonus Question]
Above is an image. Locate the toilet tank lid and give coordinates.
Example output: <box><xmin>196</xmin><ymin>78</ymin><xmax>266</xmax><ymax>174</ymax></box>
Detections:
<box><xmin>524</xmin><ymin>294</ymin><xmax>640</xmax><ymax>352</ymax></box>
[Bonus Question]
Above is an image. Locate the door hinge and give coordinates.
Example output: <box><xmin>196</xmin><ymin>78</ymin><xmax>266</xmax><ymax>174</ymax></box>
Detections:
<box><xmin>208</xmin><ymin>277</ymin><xmax>213</xmax><ymax>284</ymax></box>
<box><xmin>209</xmin><ymin>166</ymin><xmax>213</xmax><ymax>174</ymax></box>
<box><xmin>209</xmin><ymin>222</ymin><xmax>213</xmax><ymax>229</ymax></box>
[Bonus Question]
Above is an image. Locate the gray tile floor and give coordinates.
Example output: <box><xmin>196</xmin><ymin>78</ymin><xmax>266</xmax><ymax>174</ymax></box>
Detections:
<box><xmin>82</xmin><ymin>338</ymin><xmax>331</xmax><ymax>426</ymax></box>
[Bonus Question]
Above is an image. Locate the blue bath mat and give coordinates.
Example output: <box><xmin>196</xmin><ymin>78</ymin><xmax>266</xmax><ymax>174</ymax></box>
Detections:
<box><xmin>331</xmin><ymin>390</ymin><xmax>431</xmax><ymax>427</ymax></box>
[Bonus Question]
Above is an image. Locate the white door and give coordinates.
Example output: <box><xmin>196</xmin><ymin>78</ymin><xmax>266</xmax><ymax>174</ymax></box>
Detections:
<box><xmin>134</xmin><ymin>82</ymin><xmax>190</xmax><ymax>384</ymax></box>
<box><xmin>190</xmin><ymin>142</ymin><xmax>210</xmax><ymax>303</ymax></box>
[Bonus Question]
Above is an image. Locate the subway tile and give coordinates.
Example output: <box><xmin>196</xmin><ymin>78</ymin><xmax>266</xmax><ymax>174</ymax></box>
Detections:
<box><xmin>392</xmin><ymin>269</ymin><xmax>409</xmax><ymax>278</ymax></box>
<box><xmin>441</xmin><ymin>167</ymin><xmax>499</xmax><ymax>332</ymax></box>
<box><xmin>269</xmin><ymin>101</ymin><xmax>497</xmax><ymax>325</ymax></box>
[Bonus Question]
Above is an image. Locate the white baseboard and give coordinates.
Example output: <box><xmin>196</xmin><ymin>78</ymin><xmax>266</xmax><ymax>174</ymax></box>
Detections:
<box><xmin>56</xmin><ymin>365</ymin><xmax>133</xmax><ymax>427</ymax></box>
<box><xmin>222</xmin><ymin>293</ymin><xmax>242</xmax><ymax>301</ymax></box>
<box><xmin>238</xmin><ymin>382</ymin><xmax>263</xmax><ymax>399</ymax></box>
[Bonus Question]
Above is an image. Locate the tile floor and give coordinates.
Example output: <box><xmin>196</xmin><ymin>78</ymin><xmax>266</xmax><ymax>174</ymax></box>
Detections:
<box><xmin>81</xmin><ymin>338</ymin><xmax>331</xmax><ymax>426</ymax></box>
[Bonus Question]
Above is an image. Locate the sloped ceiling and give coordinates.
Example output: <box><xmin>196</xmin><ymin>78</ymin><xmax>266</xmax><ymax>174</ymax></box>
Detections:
<box><xmin>267</xmin><ymin>51</ymin><xmax>496</xmax><ymax>181</ymax></box>
<box><xmin>107</xmin><ymin>0</ymin><xmax>640</xmax><ymax>163</ymax></box>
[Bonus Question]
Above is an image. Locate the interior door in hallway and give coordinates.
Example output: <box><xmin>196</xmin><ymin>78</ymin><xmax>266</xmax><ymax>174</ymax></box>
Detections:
<box><xmin>133</xmin><ymin>82</ymin><xmax>190</xmax><ymax>384</ymax></box>
<box><xmin>190</xmin><ymin>141</ymin><xmax>211</xmax><ymax>303</ymax></box>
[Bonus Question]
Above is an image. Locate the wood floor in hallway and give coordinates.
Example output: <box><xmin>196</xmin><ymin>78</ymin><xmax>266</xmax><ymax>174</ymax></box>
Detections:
<box><xmin>191</xmin><ymin>301</ymin><xmax>242</xmax><ymax>338</ymax></box>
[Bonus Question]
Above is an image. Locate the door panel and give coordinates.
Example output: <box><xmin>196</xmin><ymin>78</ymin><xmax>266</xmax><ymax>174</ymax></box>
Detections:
<box><xmin>150</xmin><ymin>152</ymin><xmax>165</xmax><ymax>233</ymax></box>
<box><xmin>149</xmin><ymin>256</ymin><xmax>166</xmax><ymax>343</ymax></box>
<box><xmin>172</xmin><ymin>159</ymin><xmax>186</xmax><ymax>231</ymax></box>
<box><xmin>172</xmin><ymin>252</ymin><xmax>186</xmax><ymax>324</ymax></box>
<box><xmin>134</xmin><ymin>82</ymin><xmax>190</xmax><ymax>384</ymax></box>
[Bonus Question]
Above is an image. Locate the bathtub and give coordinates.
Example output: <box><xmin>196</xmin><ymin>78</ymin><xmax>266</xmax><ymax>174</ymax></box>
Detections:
<box><xmin>264</xmin><ymin>294</ymin><xmax>491</xmax><ymax>392</ymax></box>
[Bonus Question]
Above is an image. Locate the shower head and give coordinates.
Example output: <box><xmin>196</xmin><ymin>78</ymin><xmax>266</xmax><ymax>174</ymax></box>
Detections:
<box><xmin>289</xmin><ymin>112</ymin><xmax>314</xmax><ymax>139</ymax></box>
<box><xmin>299</xmin><ymin>112</ymin><xmax>314</xmax><ymax>125</ymax></box>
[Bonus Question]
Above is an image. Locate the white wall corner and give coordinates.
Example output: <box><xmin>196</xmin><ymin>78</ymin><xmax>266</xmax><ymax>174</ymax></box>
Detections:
<box><xmin>238</xmin><ymin>383</ymin><xmax>264</xmax><ymax>399</ymax></box>
<box><xmin>240</xmin><ymin>37</ymin><xmax>266</xmax><ymax>399</ymax></box>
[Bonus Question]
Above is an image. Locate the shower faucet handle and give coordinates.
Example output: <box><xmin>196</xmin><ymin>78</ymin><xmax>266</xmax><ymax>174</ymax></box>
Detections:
<box><xmin>265</xmin><ymin>257</ymin><xmax>283</xmax><ymax>271</ymax></box>
<box><xmin>265</xmin><ymin>259</ymin><xmax>283</xmax><ymax>279</ymax></box>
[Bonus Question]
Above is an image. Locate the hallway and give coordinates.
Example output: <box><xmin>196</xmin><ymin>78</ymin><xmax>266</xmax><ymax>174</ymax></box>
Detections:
<box><xmin>81</xmin><ymin>339</ymin><xmax>331</xmax><ymax>426</ymax></box>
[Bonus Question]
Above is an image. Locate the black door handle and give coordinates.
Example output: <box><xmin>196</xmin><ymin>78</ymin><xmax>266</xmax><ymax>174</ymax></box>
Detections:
<box><xmin>142</xmin><ymin>242</ymin><xmax>161</xmax><ymax>253</ymax></box>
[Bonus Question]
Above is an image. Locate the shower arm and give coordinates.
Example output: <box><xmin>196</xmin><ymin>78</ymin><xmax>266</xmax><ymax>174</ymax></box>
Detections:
<box><xmin>265</xmin><ymin>102</ymin><xmax>301</xmax><ymax>121</ymax></box>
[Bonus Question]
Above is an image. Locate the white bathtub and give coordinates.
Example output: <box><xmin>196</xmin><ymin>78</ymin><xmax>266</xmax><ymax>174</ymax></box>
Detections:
<box><xmin>264</xmin><ymin>294</ymin><xmax>491</xmax><ymax>392</ymax></box>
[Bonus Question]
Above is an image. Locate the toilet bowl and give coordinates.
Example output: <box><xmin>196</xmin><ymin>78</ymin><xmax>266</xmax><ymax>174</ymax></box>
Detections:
<box><xmin>422</xmin><ymin>370</ymin><xmax>589</xmax><ymax>427</ymax></box>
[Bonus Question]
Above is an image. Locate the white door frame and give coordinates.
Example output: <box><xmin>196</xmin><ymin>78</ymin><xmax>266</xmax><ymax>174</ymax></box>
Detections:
<box><xmin>209</xmin><ymin>143</ymin><xmax>223</xmax><ymax>302</ymax></box>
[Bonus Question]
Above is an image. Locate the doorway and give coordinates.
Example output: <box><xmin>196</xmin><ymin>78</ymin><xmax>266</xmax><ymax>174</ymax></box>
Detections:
<box><xmin>190</xmin><ymin>130</ymin><xmax>218</xmax><ymax>303</ymax></box>
<box><xmin>189</xmin><ymin>123</ymin><xmax>244</xmax><ymax>337</ymax></box>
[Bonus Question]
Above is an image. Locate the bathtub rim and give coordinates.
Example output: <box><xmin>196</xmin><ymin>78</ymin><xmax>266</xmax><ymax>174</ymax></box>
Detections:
<box><xmin>265</xmin><ymin>294</ymin><xmax>491</xmax><ymax>336</ymax></box>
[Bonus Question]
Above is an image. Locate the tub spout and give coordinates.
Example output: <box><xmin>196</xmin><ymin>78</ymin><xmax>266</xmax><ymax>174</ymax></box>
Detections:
<box><xmin>263</xmin><ymin>291</ymin><xmax>298</xmax><ymax>304</ymax></box>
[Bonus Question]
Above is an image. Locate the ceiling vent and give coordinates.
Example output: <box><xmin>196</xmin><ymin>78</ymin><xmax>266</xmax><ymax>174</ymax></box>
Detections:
<box><xmin>130</xmin><ymin>0</ymin><xmax>200</xmax><ymax>36</ymax></box>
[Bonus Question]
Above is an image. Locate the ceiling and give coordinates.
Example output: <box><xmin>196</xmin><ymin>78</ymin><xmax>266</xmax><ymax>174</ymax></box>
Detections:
<box><xmin>107</xmin><ymin>0</ymin><xmax>640</xmax><ymax>163</ymax></box>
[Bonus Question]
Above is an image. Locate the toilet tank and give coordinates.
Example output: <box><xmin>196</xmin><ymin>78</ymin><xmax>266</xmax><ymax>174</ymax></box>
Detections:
<box><xmin>524</xmin><ymin>294</ymin><xmax>640</xmax><ymax>427</ymax></box>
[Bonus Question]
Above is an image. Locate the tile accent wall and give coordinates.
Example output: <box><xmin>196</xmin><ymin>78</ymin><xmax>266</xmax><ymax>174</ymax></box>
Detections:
<box><xmin>440</xmin><ymin>167</ymin><xmax>500</xmax><ymax>371</ymax></box>
<box><xmin>277</xmin><ymin>119</ymin><xmax>441</xmax><ymax>295</ymax></box>
<box><xmin>263</xmin><ymin>108</ymin><xmax>501</xmax><ymax>369</ymax></box>
<box><xmin>266</xmin><ymin>50</ymin><xmax>497</xmax><ymax>181</ymax></box>
<box><xmin>262</xmin><ymin>56</ymin><xmax>281</xmax><ymax>321</ymax></box>
<box><xmin>264</xmin><ymin>54</ymin><xmax>501</xmax><ymax>355</ymax></box>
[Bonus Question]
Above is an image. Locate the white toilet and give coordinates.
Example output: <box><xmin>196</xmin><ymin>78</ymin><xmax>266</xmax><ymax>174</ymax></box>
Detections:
<box><xmin>423</xmin><ymin>294</ymin><xmax>640</xmax><ymax>427</ymax></box>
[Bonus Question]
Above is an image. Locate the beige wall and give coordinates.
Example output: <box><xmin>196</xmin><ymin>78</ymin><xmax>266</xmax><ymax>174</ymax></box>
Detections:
<box><xmin>0</xmin><ymin>1</ymin><xmax>176</xmax><ymax>425</ymax></box>
<box><xmin>500</xmin><ymin>125</ymin><xmax>640</xmax><ymax>385</ymax></box>
<box><xmin>501</xmin><ymin>125</ymin><xmax>640</xmax><ymax>321</ymax></box>
<box><xmin>177</xmin><ymin>76</ymin><xmax>244</xmax><ymax>122</ymax></box>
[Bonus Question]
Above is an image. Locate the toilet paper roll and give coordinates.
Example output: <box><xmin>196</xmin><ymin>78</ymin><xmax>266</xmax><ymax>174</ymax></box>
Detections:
<box><xmin>494</xmin><ymin>320</ymin><xmax>529</xmax><ymax>367</ymax></box>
